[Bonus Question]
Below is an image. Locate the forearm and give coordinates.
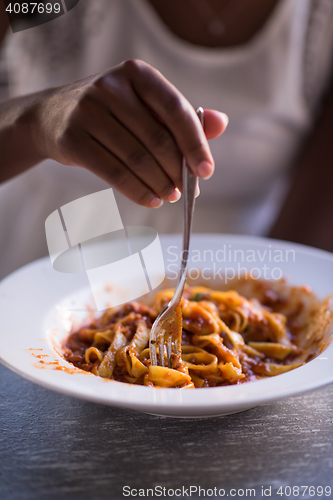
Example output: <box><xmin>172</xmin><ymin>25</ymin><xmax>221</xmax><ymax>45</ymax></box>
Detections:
<box><xmin>270</xmin><ymin>76</ymin><xmax>333</xmax><ymax>251</ymax></box>
<box><xmin>0</xmin><ymin>91</ymin><xmax>48</xmax><ymax>182</ymax></box>
<box><xmin>0</xmin><ymin>61</ymin><xmax>228</xmax><ymax>206</ymax></box>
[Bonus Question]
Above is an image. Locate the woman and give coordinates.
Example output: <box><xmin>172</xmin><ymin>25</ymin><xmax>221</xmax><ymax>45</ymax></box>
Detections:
<box><xmin>0</xmin><ymin>0</ymin><xmax>333</xmax><ymax>279</ymax></box>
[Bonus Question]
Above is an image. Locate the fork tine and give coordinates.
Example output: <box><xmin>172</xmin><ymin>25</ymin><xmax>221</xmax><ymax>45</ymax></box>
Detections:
<box><xmin>174</xmin><ymin>335</ymin><xmax>181</xmax><ymax>356</ymax></box>
<box><xmin>149</xmin><ymin>339</ymin><xmax>157</xmax><ymax>366</ymax></box>
<box><xmin>158</xmin><ymin>331</ymin><xmax>165</xmax><ymax>367</ymax></box>
<box><xmin>166</xmin><ymin>336</ymin><xmax>172</xmax><ymax>368</ymax></box>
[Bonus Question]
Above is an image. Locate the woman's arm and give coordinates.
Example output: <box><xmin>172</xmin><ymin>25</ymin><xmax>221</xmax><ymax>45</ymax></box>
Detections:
<box><xmin>270</xmin><ymin>74</ymin><xmax>333</xmax><ymax>251</ymax></box>
<box><xmin>0</xmin><ymin>59</ymin><xmax>227</xmax><ymax>206</ymax></box>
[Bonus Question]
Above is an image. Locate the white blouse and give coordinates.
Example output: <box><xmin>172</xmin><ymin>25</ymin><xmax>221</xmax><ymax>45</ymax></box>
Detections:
<box><xmin>1</xmin><ymin>0</ymin><xmax>333</xmax><ymax>279</ymax></box>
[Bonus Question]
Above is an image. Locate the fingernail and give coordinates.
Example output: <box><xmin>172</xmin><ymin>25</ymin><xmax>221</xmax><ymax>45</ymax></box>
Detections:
<box><xmin>219</xmin><ymin>112</ymin><xmax>229</xmax><ymax>127</ymax></box>
<box><xmin>149</xmin><ymin>197</ymin><xmax>164</xmax><ymax>208</ymax></box>
<box><xmin>168</xmin><ymin>188</ymin><xmax>181</xmax><ymax>203</ymax></box>
<box><xmin>197</xmin><ymin>161</ymin><xmax>213</xmax><ymax>179</ymax></box>
<box><xmin>195</xmin><ymin>183</ymin><xmax>200</xmax><ymax>198</ymax></box>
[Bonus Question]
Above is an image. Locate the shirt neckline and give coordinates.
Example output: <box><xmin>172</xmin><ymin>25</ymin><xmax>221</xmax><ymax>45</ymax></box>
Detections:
<box><xmin>129</xmin><ymin>0</ymin><xmax>297</xmax><ymax>64</ymax></box>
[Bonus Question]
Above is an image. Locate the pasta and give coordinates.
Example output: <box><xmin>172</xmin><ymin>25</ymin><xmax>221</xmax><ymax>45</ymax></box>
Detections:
<box><xmin>63</xmin><ymin>279</ymin><xmax>333</xmax><ymax>388</ymax></box>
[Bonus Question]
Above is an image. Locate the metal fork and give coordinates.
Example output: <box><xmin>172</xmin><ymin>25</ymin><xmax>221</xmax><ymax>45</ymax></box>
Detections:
<box><xmin>149</xmin><ymin>107</ymin><xmax>204</xmax><ymax>368</ymax></box>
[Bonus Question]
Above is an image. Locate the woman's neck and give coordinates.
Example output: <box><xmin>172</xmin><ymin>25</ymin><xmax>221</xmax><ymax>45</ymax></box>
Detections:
<box><xmin>147</xmin><ymin>0</ymin><xmax>282</xmax><ymax>48</ymax></box>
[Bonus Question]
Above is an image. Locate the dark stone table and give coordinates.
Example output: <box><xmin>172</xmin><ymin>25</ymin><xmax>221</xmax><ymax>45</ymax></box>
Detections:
<box><xmin>1</xmin><ymin>363</ymin><xmax>332</xmax><ymax>500</ymax></box>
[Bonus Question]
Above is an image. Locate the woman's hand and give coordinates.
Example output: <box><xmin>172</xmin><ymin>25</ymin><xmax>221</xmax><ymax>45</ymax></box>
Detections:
<box><xmin>29</xmin><ymin>59</ymin><xmax>228</xmax><ymax>207</ymax></box>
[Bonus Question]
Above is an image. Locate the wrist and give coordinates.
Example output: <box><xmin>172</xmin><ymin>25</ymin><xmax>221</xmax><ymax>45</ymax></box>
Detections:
<box><xmin>17</xmin><ymin>92</ymin><xmax>50</xmax><ymax>165</ymax></box>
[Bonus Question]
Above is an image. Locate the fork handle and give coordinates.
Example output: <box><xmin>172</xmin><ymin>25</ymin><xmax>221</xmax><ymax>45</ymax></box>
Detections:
<box><xmin>170</xmin><ymin>107</ymin><xmax>204</xmax><ymax>308</ymax></box>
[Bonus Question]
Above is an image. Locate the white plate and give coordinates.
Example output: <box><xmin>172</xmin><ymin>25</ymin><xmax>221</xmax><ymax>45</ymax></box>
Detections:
<box><xmin>1</xmin><ymin>234</ymin><xmax>333</xmax><ymax>418</ymax></box>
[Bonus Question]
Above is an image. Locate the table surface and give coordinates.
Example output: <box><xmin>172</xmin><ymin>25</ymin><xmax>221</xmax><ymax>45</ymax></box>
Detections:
<box><xmin>1</xmin><ymin>362</ymin><xmax>332</xmax><ymax>500</ymax></box>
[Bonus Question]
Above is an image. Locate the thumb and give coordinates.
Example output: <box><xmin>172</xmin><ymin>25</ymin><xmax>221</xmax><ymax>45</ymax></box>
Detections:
<box><xmin>203</xmin><ymin>109</ymin><xmax>229</xmax><ymax>139</ymax></box>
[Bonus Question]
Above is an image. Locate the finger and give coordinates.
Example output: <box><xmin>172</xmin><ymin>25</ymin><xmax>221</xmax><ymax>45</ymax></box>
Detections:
<box><xmin>127</xmin><ymin>61</ymin><xmax>216</xmax><ymax>179</ymax></box>
<box><xmin>75</xmin><ymin>132</ymin><xmax>164</xmax><ymax>208</ymax></box>
<box><xmin>203</xmin><ymin>109</ymin><xmax>229</xmax><ymax>139</ymax></box>
<box><xmin>81</xmin><ymin>97</ymin><xmax>181</xmax><ymax>202</ymax></box>
<box><xmin>90</xmin><ymin>77</ymin><xmax>184</xmax><ymax>190</ymax></box>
